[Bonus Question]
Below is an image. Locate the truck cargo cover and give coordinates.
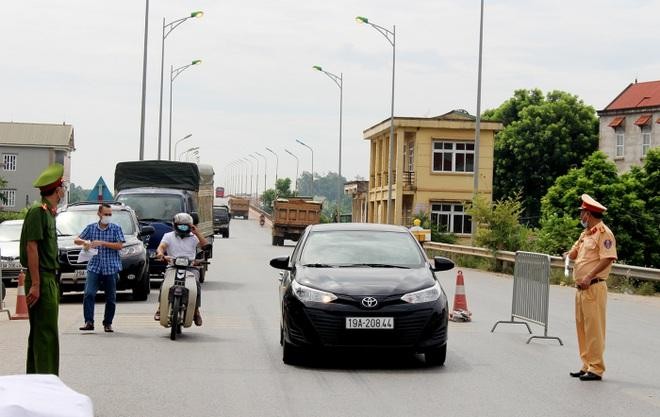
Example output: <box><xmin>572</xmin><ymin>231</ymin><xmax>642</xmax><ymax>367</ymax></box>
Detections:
<box><xmin>115</xmin><ymin>160</ymin><xmax>200</xmax><ymax>191</ymax></box>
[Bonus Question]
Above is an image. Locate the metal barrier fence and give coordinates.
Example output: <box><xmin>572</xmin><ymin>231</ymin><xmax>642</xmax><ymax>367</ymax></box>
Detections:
<box><xmin>423</xmin><ymin>241</ymin><xmax>660</xmax><ymax>282</ymax></box>
<box><xmin>491</xmin><ymin>251</ymin><xmax>563</xmax><ymax>345</ymax></box>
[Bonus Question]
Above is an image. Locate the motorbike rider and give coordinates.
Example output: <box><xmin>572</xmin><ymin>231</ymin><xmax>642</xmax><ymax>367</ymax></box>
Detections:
<box><xmin>153</xmin><ymin>213</ymin><xmax>208</xmax><ymax>326</ymax></box>
<box><xmin>259</xmin><ymin>213</ymin><xmax>265</xmax><ymax>226</ymax></box>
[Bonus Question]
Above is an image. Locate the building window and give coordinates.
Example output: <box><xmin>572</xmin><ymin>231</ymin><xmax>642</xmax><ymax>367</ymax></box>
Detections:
<box><xmin>615</xmin><ymin>130</ymin><xmax>624</xmax><ymax>157</ymax></box>
<box><xmin>642</xmin><ymin>129</ymin><xmax>651</xmax><ymax>157</ymax></box>
<box><xmin>2</xmin><ymin>154</ymin><xmax>17</xmax><ymax>171</ymax></box>
<box><xmin>431</xmin><ymin>203</ymin><xmax>472</xmax><ymax>234</ymax></box>
<box><xmin>432</xmin><ymin>141</ymin><xmax>474</xmax><ymax>173</ymax></box>
<box><xmin>0</xmin><ymin>189</ymin><xmax>16</xmax><ymax>207</ymax></box>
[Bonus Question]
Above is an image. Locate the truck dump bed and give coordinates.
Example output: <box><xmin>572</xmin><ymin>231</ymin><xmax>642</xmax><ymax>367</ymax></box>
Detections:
<box><xmin>271</xmin><ymin>198</ymin><xmax>322</xmax><ymax>245</ymax></box>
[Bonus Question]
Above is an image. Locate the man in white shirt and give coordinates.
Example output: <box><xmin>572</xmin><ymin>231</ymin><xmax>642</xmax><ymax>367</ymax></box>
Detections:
<box><xmin>153</xmin><ymin>213</ymin><xmax>208</xmax><ymax>325</ymax></box>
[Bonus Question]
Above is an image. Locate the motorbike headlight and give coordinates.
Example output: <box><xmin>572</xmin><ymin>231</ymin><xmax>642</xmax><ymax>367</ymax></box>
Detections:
<box><xmin>401</xmin><ymin>281</ymin><xmax>443</xmax><ymax>304</ymax></box>
<box><xmin>119</xmin><ymin>244</ymin><xmax>143</xmax><ymax>257</ymax></box>
<box><xmin>291</xmin><ymin>279</ymin><xmax>337</xmax><ymax>304</ymax></box>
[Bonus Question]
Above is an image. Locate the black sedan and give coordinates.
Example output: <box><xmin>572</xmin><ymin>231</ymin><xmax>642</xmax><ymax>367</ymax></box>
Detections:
<box><xmin>270</xmin><ymin>223</ymin><xmax>455</xmax><ymax>366</ymax></box>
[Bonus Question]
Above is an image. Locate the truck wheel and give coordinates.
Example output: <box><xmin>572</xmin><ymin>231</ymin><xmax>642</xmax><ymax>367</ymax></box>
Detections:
<box><xmin>224</xmin><ymin>231</ymin><xmax>229</xmax><ymax>238</ymax></box>
<box><xmin>132</xmin><ymin>268</ymin><xmax>151</xmax><ymax>301</ymax></box>
<box><xmin>278</xmin><ymin>237</ymin><xmax>285</xmax><ymax>246</ymax></box>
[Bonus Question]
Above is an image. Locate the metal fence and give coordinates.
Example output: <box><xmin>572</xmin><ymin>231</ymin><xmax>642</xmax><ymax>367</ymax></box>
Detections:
<box><xmin>491</xmin><ymin>251</ymin><xmax>563</xmax><ymax>345</ymax></box>
<box><xmin>423</xmin><ymin>241</ymin><xmax>660</xmax><ymax>282</ymax></box>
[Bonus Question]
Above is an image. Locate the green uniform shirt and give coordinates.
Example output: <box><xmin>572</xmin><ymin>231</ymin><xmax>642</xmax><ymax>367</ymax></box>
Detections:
<box><xmin>20</xmin><ymin>199</ymin><xmax>59</xmax><ymax>271</ymax></box>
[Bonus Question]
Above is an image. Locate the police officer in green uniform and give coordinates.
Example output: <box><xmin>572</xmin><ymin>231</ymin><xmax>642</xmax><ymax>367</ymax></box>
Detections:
<box><xmin>19</xmin><ymin>163</ymin><xmax>66</xmax><ymax>375</ymax></box>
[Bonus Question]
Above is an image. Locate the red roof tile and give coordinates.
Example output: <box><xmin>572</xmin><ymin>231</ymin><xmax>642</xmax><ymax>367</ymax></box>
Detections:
<box><xmin>605</xmin><ymin>80</ymin><xmax>660</xmax><ymax>110</ymax></box>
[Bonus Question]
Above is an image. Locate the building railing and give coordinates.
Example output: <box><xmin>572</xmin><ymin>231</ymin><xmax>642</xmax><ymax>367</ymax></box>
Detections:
<box><xmin>402</xmin><ymin>171</ymin><xmax>415</xmax><ymax>190</ymax></box>
<box><xmin>423</xmin><ymin>242</ymin><xmax>660</xmax><ymax>282</ymax></box>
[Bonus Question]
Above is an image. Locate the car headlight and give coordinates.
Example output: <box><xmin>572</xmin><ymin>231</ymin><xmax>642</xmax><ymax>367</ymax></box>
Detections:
<box><xmin>291</xmin><ymin>279</ymin><xmax>337</xmax><ymax>303</ymax></box>
<box><xmin>401</xmin><ymin>281</ymin><xmax>443</xmax><ymax>304</ymax></box>
<box><xmin>119</xmin><ymin>244</ymin><xmax>143</xmax><ymax>257</ymax></box>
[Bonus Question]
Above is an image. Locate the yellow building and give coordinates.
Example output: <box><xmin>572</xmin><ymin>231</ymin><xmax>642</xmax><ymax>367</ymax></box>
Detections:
<box><xmin>363</xmin><ymin>109</ymin><xmax>502</xmax><ymax>239</ymax></box>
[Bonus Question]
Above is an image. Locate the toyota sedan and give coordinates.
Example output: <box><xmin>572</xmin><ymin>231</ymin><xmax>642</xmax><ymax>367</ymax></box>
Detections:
<box><xmin>270</xmin><ymin>223</ymin><xmax>455</xmax><ymax>366</ymax></box>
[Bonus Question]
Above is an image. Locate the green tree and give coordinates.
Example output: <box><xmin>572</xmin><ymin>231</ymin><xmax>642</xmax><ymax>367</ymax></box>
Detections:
<box><xmin>261</xmin><ymin>178</ymin><xmax>294</xmax><ymax>213</ymax></box>
<box><xmin>483</xmin><ymin>89</ymin><xmax>599</xmax><ymax>225</ymax></box>
<box><xmin>68</xmin><ymin>183</ymin><xmax>91</xmax><ymax>203</ymax></box>
<box><xmin>467</xmin><ymin>195</ymin><xmax>531</xmax><ymax>253</ymax></box>
<box><xmin>538</xmin><ymin>150</ymin><xmax>659</xmax><ymax>267</ymax></box>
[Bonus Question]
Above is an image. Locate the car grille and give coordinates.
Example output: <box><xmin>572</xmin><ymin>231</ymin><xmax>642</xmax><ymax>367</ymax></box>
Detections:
<box><xmin>304</xmin><ymin>308</ymin><xmax>437</xmax><ymax>348</ymax></box>
<box><xmin>66</xmin><ymin>249</ymin><xmax>87</xmax><ymax>265</ymax></box>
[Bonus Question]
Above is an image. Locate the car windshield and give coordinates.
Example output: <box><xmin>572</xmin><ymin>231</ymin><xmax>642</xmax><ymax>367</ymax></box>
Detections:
<box><xmin>213</xmin><ymin>207</ymin><xmax>228</xmax><ymax>215</ymax></box>
<box><xmin>116</xmin><ymin>194</ymin><xmax>183</xmax><ymax>221</ymax></box>
<box><xmin>57</xmin><ymin>210</ymin><xmax>135</xmax><ymax>236</ymax></box>
<box><xmin>0</xmin><ymin>222</ymin><xmax>22</xmax><ymax>242</ymax></box>
<box><xmin>299</xmin><ymin>230</ymin><xmax>425</xmax><ymax>268</ymax></box>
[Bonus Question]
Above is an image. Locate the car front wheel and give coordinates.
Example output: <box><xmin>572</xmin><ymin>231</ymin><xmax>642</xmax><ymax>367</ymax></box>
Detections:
<box><xmin>132</xmin><ymin>267</ymin><xmax>150</xmax><ymax>301</ymax></box>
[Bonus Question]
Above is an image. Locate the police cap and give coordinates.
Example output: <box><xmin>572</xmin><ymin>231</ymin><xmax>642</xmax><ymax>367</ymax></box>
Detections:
<box><xmin>579</xmin><ymin>193</ymin><xmax>607</xmax><ymax>214</ymax></box>
<box><xmin>33</xmin><ymin>163</ymin><xmax>64</xmax><ymax>192</ymax></box>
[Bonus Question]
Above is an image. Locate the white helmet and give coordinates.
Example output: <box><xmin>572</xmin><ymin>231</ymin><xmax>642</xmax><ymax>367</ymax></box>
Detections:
<box><xmin>173</xmin><ymin>212</ymin><xmax>193</xmax><ymax>225</ymax></box>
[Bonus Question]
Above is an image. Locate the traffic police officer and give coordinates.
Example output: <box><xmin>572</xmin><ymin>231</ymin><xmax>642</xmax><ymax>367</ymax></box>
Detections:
<box><xmin>566</xmin><ymin>194</ymin><xmax>617</xmax><ymax>381</ymax></box>
<box><xmin>19</xmin><ymin>163</ymin><xmax>66</xmax><ymax>375</ymax></box>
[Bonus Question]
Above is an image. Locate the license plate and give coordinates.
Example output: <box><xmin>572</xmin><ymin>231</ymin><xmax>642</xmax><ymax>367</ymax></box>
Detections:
<box><xmin>346</xmin><ymin>317</ymin><xmax>394</xmax><ymax>329</ymax></box>
<box><xmin>75</xmin><ymin>269</ymin><xmax>87</xmax><ymax>279</ymax></box>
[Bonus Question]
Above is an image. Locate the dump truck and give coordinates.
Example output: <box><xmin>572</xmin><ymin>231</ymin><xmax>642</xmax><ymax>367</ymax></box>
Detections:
<box><xmin>271</xmin><ymin>198</ymin><xmax>322</xmax><ymax>246</ymax></box>
<box><xmin>114</xmin><ymin>160</ymin><xmax>214</xmax><ymax>281</ymax></box>
<box><xmin>229</xmin><ymin>197</ymin><xmax>250</xmax><ymax>219</ymax></box>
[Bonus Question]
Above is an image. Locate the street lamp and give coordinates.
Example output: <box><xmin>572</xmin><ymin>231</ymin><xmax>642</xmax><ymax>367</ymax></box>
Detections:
<box><xmin>249</xmin><ymin>154</ymin><xmax>260</xmax><ymax>200</ymax></box>
<box><xmin>265</xmin><ymin>147</ymin><xmax>279</xmax><ymax>183</ymax></box>
<box><xmin>284</xmin><ymin>149</ymin><xmax>299</xmax><ymax>193</ymax></box>
<box><xmin>254</xmin><ymin>151</ymin><xmax>267</xmax><ymax>193</ymax></box>
<box><xmin>313</xmin><ymin>65</ymin><xmax>343</xmax><ymax>219</ymax></box>
<box><xmin>356</xmin><ymin>15</ymin><xmax>396</xmax><ymax>224</ymax></box>
<box><xmin>138</xmin><ymin>0</ymin><xmax>149</xmax><ymax>160</ymax></box>
<box><xmin>173</xmin><ymin>133</ymin><xmax>192</xmax><ymax>162</ymax></box>
<box><xmin>157</xmin><ymin>10</ymin><xmax>203</xmax><ymax>160</ymax></box>
<box><xmin>296</xmin><ymin>139</ymin><xmax>313</xmax><ymax>197</ymax></box>
<box><xmin>180</xmin><ymin>146</ymin><xmax>199</xmax><ymax>162</ymax></box>
<box><xmin>243</xmin><ymin>157</ymin><xmax>254</xmax><ymax>198</ymax></box>
<box><xmin>169</xmin><ymin>60</ymin><xmax>201</xmax><ymax>160</ymax></box>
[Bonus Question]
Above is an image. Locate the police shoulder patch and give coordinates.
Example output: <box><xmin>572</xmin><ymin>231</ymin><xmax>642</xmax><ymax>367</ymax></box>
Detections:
<box><xmin>604</xmin><ymin>239</ymin><xmax>613</xmax><ymax>249</ymax></box>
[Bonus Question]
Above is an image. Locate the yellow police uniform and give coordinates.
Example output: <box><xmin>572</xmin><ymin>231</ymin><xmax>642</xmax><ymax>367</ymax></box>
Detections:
<box><xmin>19</xmin><ymin>163</ymin><xmax>64</xmax><ymax>375</ymax></box>
<box><xmin>570</xmin><ymin>194</ymin><xmax>617</xmax><ymax>378</ymax></box>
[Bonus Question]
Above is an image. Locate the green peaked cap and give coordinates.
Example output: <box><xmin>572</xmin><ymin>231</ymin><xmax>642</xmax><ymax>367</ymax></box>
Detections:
<box><xmin>33</xmin><ymin>163</ymin><xmax>64</xmax><ymax>188</ymax></box>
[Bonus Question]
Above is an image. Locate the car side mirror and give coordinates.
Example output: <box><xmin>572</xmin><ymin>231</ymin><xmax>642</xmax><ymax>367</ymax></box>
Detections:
<box><xmin>139</xmin><ymin>225</ymin><xmax>155</xmax><ymax>237</ymax></box>
<box><xmin>191</xmin><ymin>212</ymin><xmax>200</xmax><ymax>225</ymax></box>
<box><xmin>270</xmin><ymin>256</ymin><xmax>291</xmax><ymax>271</ymax></box>
<box><xmin>431</xmin><ymin>256</ymin><xmax>454</xmax><ymax>272</ymax></box>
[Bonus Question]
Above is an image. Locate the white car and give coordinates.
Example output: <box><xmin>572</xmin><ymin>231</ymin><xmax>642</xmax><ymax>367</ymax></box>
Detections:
<box><xmin>0</xmin><ymin>219</ymin><xmax>24</xmax><ymax>287</ymax></box>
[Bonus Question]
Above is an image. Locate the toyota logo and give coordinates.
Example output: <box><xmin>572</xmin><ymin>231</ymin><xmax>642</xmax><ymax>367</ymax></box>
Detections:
<box><xmin>361</xmin><ymin>297</ymin><xmax>378</xmax><ymax>308</ymax></box>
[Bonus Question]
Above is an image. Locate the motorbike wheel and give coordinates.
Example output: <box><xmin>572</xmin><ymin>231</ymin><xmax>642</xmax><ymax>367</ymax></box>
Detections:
<box><xmin>170</xmin><ymin>296</ymin><xmax>180</xmax><ymax>341</ymax></box>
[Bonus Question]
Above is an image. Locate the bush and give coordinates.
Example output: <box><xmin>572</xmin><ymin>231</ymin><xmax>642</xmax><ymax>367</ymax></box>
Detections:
<box><xmin>0</xmin><ymin>209</ymin><xmax>26</xmax><ymax>222</ymax></box>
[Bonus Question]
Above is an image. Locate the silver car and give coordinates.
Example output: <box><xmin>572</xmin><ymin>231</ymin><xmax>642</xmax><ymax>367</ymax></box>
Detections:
<box><xmin>0</xmin><ymin>219</ymin><xmax>24</xmax><ymax>286</ymax></box>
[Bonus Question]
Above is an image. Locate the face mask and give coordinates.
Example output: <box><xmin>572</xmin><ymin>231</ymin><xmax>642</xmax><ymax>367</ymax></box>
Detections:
<box><xmin>175</xmin><ymin>224</ymin><xmax>191</xmax><ymax>237</ymax></box>
<box><xmin>100</xmin><ymin>215</ymin><xmax>112</xmax><ymax>225</ymax></box>
<box><xmin>580</xmin><ymin>219</ymin><xmax>588</xmax><ymax>228</ymax></box>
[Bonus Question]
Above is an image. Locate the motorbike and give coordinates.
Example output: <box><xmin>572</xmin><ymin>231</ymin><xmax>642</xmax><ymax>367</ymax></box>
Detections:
<box><xmin>259</xmin><ymin>214</ymin><xmax>265</xmax><ymax>227</ymax></box>
<box><xmin>158</xmin><ymin>256</ymin><xmax>203</xmax><ymax>340</ymax></box>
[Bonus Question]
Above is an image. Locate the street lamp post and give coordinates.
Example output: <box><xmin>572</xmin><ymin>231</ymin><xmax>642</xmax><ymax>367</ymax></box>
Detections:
<box><xmin>249</xmin><ymin>154</ymin><xmax>260</xmax><ymax>201</ymax></box>
<box><xmin>173</xmin><ymin>133</ymin><xmax>192</xmax><ymax>163</ymax></box>
<box><xmin>472</xmin><ymin>0</ymin><xmax>485</xmax><ymax>244</ymax></box>
<box><xmin>180</xmin><ymin>146</ymin><xmax>199</xmax><ymax>162</ymax></box>
<box><xmin>243</xmin><ymin>157</ymin><xmax>254</xmax><ymax>199</ymax></box>
<box><xmin>313</xmin><ymin>65</ymin><xmax>343</xmax><ymax>220</ymax></box>
<box><xmin>356</xmin><ymin>16</ymin><xmax>396</xmax><ymax>224</ymax></box>
<box><xmin>169</xmin><ymin>60</ymin><xmax>201</xmax><ymax>160</ymax></box>
<box><xmin>265</xmin><ymin>147</ymin><xmax>279</xmax><ymax>184</ymax></box>
<box><xmin>284</xmin><ymin>149</ymin><xmax>299</xmax><ymax>194</ymax></box>
<box><xmin>296</xmin><ymin>139</ymin><xmax>313</xmax><ymax>197</ymax></box>
<box><xmin>157</xmin><ymin>10</ymin><xmax>203</xmax><ymax>160</ymax></box>
<box><xmin>138</xmin><ymin>0</ymin><xmax>149</xmax><ymax>160</ymax></box>
<box><xmin>254</xmin><ymin>152</ymin><xmax>267</xmax><ymax>193</ymax></box>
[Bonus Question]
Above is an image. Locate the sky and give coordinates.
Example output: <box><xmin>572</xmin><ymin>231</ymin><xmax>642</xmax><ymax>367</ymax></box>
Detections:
<box><xmin>2</xmin><ymin>0</ymin><xmax>659</xmax><ymax>192</ymax></box>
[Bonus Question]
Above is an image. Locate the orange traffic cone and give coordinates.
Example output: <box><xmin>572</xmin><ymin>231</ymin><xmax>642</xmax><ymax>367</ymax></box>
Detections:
<box><xmin>449</xmin><ymin>270</ymin><xmax>472</xmax><ymax>322</ymax></box>
<box><xmin>11</xmin><ymin>270</ymin><xmax>29</xmax><ymax>320</ymax></box>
